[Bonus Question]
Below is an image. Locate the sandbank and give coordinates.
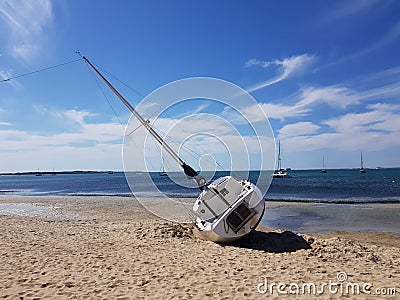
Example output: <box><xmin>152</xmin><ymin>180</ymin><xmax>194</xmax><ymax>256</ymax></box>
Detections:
<box><xmin>0</xmin><ymin>196</ymin><xmax>398</xmax><ymax>299</ymax></box>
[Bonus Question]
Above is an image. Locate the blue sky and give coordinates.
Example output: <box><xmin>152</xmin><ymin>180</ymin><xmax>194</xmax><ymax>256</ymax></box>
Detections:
<box><xmin>1</xmin><ymin>0</ymin><xmax>400</xmax><ymax>172</ymax></box>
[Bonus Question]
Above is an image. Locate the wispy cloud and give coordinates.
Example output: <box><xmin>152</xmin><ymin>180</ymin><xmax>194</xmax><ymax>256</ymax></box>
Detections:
<box><xmin>245</xmin><ymin>54</ymin><xmax>316</xmax><ymax>92</ymax></box>
<box><xmin>242</xmin><ymin>63</ymin><xmax>400</xmax><ymax>122</ymax></box>
<box><xmin>0</xmin><ymin>69</ymin><xmax>22</xmax><ymax>89</ymax></box>
<box><xmin>297</xmin><ymin>86</ymin><xmax>360</xmax><ymax>109</ymax></box>
<box><xmin>0</xmin><ymin>0</ymin><xmax>53</xmax><ymax>64</ymax></box>
<box><xmin>240</xmin><ymin>84</ymin><xmax>360</xmax><ymax>122</ymax></box>
<box><xmin>320</xmin><ymin>0</ymin><xmax>379</xmax><ymax>23</ymax></box>
<box><xmin>63</xmin><ymin>109</ymin><xmax>97</xmax><ymax>125</ymax></box>
<box><xmin>317</xmin><ymin>18</ymin><xmax>400</xmax><ymax>70</ymax></box>
<box><xmin>342</xmin><ymin>20</ymin><xmax>400</xmax><ymax>64</ymax></box>
<box><xmin>241</xmin><ymin>103</ymin><xmax>310</xmax><ymax>122</ymax></box>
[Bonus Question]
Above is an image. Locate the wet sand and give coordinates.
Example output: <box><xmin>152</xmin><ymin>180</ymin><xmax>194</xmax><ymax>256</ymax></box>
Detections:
<box><xmin>0</xmin><ymin>196</ymin><xmax>399</xmax><ymax>299</ymax></box>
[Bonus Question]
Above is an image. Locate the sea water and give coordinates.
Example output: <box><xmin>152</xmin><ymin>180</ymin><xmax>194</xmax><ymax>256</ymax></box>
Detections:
<box><xmin>1</xmin><ymin>169</ymin><xmax>399</xmax><ymax>233</ymax></box>
<box><xmin>1</xmin><ymin>169</ymin><xmax>398</xmax><ymax>203</ymax></box>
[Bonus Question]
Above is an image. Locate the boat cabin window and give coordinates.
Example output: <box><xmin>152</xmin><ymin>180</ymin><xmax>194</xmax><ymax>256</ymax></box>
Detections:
<box><xmin>226</xmin><ymin>203</ymin><xmax>255</xmax><ymax>233</ymax></box>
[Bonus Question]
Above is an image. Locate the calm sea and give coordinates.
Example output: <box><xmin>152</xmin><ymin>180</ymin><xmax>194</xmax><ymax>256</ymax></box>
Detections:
<box><xmin>0</xmin><ymin>168</ymin><xmax>399</xmax><ymax>204</ymax></box>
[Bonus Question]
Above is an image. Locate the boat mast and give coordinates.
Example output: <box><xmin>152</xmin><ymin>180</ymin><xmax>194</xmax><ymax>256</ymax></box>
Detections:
<box><xmin>361</xmin><ymin>152</ymin><xmax>364</xmax><ymax>169</ymax></box>
<box><xmin>277</xmin><ymin>140</ymin><xmax>282</xmax><ymax>171</ymax></box>
<box><xmin>82</xmin><ymin>56</ymin><xmax>205</xmax><ymax>188</ymax></box>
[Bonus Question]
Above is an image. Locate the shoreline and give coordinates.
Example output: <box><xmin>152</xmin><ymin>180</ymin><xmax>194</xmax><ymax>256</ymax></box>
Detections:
<box><xmin>1</xmin><ymin>196</ymin><xmax>399</xmax><ymax>299</ymax></box>
<box><xmin>1</xmin><ymin>195</ymin><xmax>399</xmax><ymax>234</ymax></box>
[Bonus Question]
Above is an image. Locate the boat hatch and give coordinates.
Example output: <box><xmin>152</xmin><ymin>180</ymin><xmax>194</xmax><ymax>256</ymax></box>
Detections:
<box><xmin>226</xmin><ymin>203</ymin><xmax>256</xmax><ymax>233</ymax></box>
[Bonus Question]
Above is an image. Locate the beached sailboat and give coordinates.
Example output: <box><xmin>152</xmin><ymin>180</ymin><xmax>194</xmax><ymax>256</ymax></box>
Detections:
<box><xmin>82</xmin><ymin>56</ymin><xmax>265</xmax><ymax>243</ymax></box>
<box><xmin>360</xmin><ymin>152</ymin><xmax>366</xmax><ymax>173</ymax></box>
<box><xmin>272</xmin><ymin>140</ymin><xmax>292</xmax><ymax>178</ymax></box>
<box><xmin>321</xmin><ymin>156</ymin><xmax>327</xmax><ymax>173</ymax></box>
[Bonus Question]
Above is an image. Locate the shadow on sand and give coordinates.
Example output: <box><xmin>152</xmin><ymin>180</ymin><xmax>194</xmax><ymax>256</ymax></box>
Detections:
<box><xmin>158</xmin><ymin>223</ymin><xmax>312</xmax><ymax>253</ymax></box>
<box><xmin>229</xmin><ymin>230</ymin><xmax>312</xmax><ymax>253</ymax></box>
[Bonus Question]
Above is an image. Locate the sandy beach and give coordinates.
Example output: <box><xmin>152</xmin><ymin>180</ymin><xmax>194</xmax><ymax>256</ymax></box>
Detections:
<box><xmin>0</xmin><ymin>196</ymin><xmax>399</xmax><ymax>299</ymax></box>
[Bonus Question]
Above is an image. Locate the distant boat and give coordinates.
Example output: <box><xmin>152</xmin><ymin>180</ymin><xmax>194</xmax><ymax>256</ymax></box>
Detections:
<box><xmin>322</xmin><ymin>156</ymin><xmax>327</xmax><ymax>173</ymax></box>
<box><xmin>108</xmin><ymin>171</ymin><xmax>114</xmax><ymax>174</ymax></box>
<box><xmin>360</xmin><ymin>152</ymin><xmax>366</xmax><ymax>173</ymax></box>
<box><xmin>159</xmin><ymin>157</ymin><xmax>168</xmax><ymax>176</ymax></box>
<box><xmin>272</xmin><ymin>140</ymin><xmax>292</xmax><ymax>178</ymax></box>
<box><xmin>36</xmin><ymin>168</ymin><xmax>42</xmax><ymax>176</ymax></box>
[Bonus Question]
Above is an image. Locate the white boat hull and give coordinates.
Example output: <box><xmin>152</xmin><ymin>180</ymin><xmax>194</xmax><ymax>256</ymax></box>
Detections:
<box><xmin>193</xmin><ymin>176</ymin><xmax>265</xmax><ymax>243</ymax></box>
<box><xmin>272</xmin><ymin>170</ymin><xmax>292</xmax><ymax>178</ymax></box>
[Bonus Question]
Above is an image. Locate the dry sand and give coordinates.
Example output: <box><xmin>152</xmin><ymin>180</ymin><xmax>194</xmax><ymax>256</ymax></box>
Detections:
<box><xmin>0</xmin><ymin>196</ymin><xmax>399</xmax><ymax>299</ymax></box>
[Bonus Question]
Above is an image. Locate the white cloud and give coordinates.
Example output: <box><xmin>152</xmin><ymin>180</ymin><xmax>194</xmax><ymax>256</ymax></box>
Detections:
<box><xmin>245</xmin><ymin>54</ymin><xmax>316</xmax><ymax>92</ymax></box>
<box><xmin>360</xmin><ymin>82</ymin><xmax>400</xmax><ymax>100</ymax></box>
<box><xmin>241</xmin><ymin>102</ymin><xmax>310</xmax><ymax>122</ymax></box>
<box><xmin>278</xmin><ymin>122</ymin><xmax>321</xmax><ymax>140</ymax></box>
<box><xmin>0</xmin><ymin>107</ymin><xmax>275</xmax><ymax>172</ymax></box>
<box><xmin>279</xmin><ymin>103</ymin><xmax>400</xmax><ymax>153</ymax></box>
<box><xmin>239</xmin><ymin>84</ymin><xmax>360</xmax><ymax>122</ymax></box>
<box><xmin>241</xmin><ymin>72</ymin><xmax>400</xmax><ymax>122</ymax></box>
<box><xmin>64</xmin><ymin>109</ymin><xmax>97</xmax><ymax>125</ymax></box>
<box><xmin>190</xmin><ymin>102</ymin><xmax>210</xmax><ymax>115</ymax></box>
<box><xmin>322</xmin><ymin>102</ymin><xmax>400</xmax><ymax>134</ymax></box>
<box><xmin>124</xmin><ymin>112</ymin><xmax>275</xmax><ymax>172</ymax></box>
<box><xmin>152</xmin><ymin>114</ymin><xmax>237</xmax><ymax>140</ymax></box>
<box><xmin>367</xmin><ymin>102</ymin><xmax>400</xmax><ymax>112</ymax></box>
<box><xmin>0</xmin><ymin>0</ymin><xmax>53</xmax><ymax>64</ymax></box>
<box><xmin>0</xmin><ymin>108</ymin><xmax>124</xmax><ymax>171</ymax></box>
<box><xmin>12</xmin><ymin>44</ymin><xmax>41</xmax><ymax>63</ymax></box>
<box><xmin>297</xmin><ymin>86</ymin><xmax>360</xmax><ymax>109</ymax></box>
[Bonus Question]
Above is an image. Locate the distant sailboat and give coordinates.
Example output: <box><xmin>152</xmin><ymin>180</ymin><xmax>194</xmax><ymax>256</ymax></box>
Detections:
<box><xmin>159</xmin><ymin>157</ymin><xmax>167</xmax><ymax>176</ymax></box>
<box><xmin>321</xmin><ymin>156</ymin><xmax>327</xmax><ymax>173</ymax></box>
<box><xmin>272</xmin><ymin>140</ymin><xmax>292</xmax><ymax>178</ymax></box>
<box><xmin>360</xmin><ymin>152</ymin><xmax>366</xmax><ymax>173</ymax></box>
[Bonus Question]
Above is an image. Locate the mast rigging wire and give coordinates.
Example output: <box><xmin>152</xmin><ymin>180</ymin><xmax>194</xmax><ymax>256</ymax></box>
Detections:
<box><xmin>82</xmin><ymin>61</ymin><xmax>126</xmax><ymax>128</ymax></box>
<box><xmin>4</xmin><ymin>52</ymin><xmax>222</xmax><ymax>173</ymax></box>
<box><xmin>1</xmin><ymin>58</ymin><xmax>82</xmax><ymax>83</ymax></box>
